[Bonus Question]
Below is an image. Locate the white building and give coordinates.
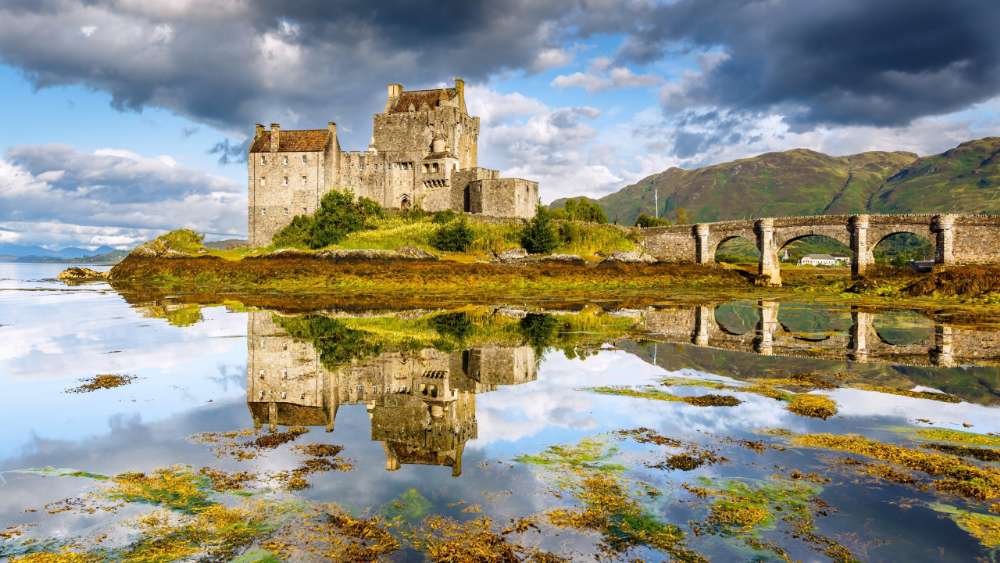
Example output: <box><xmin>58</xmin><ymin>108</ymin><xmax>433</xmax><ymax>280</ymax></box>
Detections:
<box><xmin>799</xmin><ymin>254</ymin><xmax>850</xmax><ymax>267</ymax></box>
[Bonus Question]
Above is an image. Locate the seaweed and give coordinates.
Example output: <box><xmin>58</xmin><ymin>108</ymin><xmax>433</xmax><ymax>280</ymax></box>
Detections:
<box><xmin>587</xmin><ymin>386</ymin><xmax>742</xmax><ymax>407</ymax></box>
<box><xmin>928</xmin><ymin>503</ymin><xmax>1000</xmax><ymax>548</ymax></box>
<box><xmin>65</xmin><ymin>374</ymin><xmax>136</xmax><ymax>394</ymax></box>
<box><xmin>787</xmin><ymin>394</ymin><xmax>838</xmax><ymax>419</ymax></box>
<box><xmin>108</xmin><ymin>467</ymin><xmax>215</xmax><ymax>514</ymax></box>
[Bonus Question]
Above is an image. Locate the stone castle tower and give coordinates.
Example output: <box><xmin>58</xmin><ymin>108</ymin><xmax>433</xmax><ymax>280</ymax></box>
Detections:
<box><xmin>248</xmin><ymin>78</ymin><xmax>540</xmax><ymax>246</ymax></box>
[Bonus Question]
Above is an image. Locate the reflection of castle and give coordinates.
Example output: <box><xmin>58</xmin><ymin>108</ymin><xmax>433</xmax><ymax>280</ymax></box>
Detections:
<box><xmin>246</xmin><ymin>312</ymin><xmax>537</xmax><ymax>476</ymax></box>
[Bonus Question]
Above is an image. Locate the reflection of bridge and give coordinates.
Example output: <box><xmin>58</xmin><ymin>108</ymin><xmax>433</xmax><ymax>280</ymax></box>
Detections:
<box><xmin>644</xmin><ymin>302</ymin><xmax>1000</xmax><ymax>367</ymax></box>
<box><xmin>246</xmin><ymin>312</ymin><xmax>537</xmax><ymax>476</ymax></box>
<box><xmin>639</xmin><ymin>214</ymin><xmax>1000</xmax><ymax>285</ymax></box>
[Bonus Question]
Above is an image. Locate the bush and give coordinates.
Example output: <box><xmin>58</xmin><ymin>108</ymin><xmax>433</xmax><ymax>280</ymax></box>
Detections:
<box><xmin>520</xmin><ymin>313</ymin><xmax>560</xmax><ymax>351</ymax></box>
<box><xmin>430</xmin><ymin>219</ymin><xmax>475</xmax><ymax>252</ymax></box>
<box><xmin>635</xmin><ymin>213</ymin><xmax>671</xmax><ymax>228</ymax></box>
<box><xmin>431</xmin><ymin>210</ymin><xmax>459</xmax><ymax>224</ymax></box>
<box><xmin>272</xmin><ymin>190</ymin><xmax>384</xmax><ymax>249</ymax></box>
<box><xmin>560</xmin><ymin>198</ymin><xmax>607</xmax><ymax>224</ymax></box>
<box><xmin>430</xmin><ymin>312</ymin><xmax>473</xmax><ymax>341</ymax></box>
<box><xmin>521</xmin><ymin>206</ymin><xmax>559</xmax><ymax>254</ymax></box>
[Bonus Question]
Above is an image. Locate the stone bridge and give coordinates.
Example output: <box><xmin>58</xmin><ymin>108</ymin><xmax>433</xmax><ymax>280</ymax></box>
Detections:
<box><xmin>638</xmin><ymin>214</ymin><xmax>1000</xmax><ymax>285</ymax></box>
<box><xmin>643</xmin><ymin>302</ymin><xmax>1000</xmax><ymax>367</ymax></box>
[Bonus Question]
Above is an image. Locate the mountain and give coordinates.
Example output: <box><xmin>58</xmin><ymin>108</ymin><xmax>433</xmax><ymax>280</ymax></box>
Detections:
<box><xmin>555</xmin><ymin>137</ymin><xmax>1000</xmax><ymax>225</ymax></box>
<box><xmin>870</xmin><ymin>137</ymin><xmax>1000</xmax><ymax>213</ymax></box>
<box><xmin>0</xmin><ymin>244</ymin><xmax>118</xmax><ymax>259</ymax></box>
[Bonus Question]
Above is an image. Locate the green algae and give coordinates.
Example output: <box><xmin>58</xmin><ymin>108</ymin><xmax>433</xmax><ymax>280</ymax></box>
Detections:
<box><xmin>108</xmin><ymin>467</ymin><xmax>216</xmax><ymax>514</ymax></box>
<box><xmin>851</xmin><ymin>384</ymin><xmax>961</xmax><ymax>403</ymax></box>
<box><xmin>587</xmin><ymin>385</ymin><xmax>742</xmax><ymax>407</ymax></box>
<box><xmin>913</xmin><ymin>428</ymin><xmax>1000</xmax><ymax>448</ymax></box>
<box><xmin>515</xmin><ymin>438</ymin><xmax>625</xmax><ymax>473</ymax></box>
<box><xmin>382</xmin><ymin>488</ymin><xmax>433</xmax><ymax>523</ymax></box>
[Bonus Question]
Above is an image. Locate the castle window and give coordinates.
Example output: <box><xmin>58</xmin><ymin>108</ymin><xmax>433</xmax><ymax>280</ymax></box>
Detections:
<box><xmin>260</xmin><ymin>155</ymin><xmax>267</xmax><ymax>165</ymax></box>
<box><xmin>259</xmin><ymin>177</ymin><xmax>266</xmax><ymax>186</ymax></box>
<box><xmin>432</xmin><ymin>163</ymin><xmax>439</xmax><ymax>172</ymax></box>
<box><xmin>282</xmin><ymin>176</ymin><xmax>288</xmax><ymax>187</ymax></box>
<box><xmin>283</xmin><ymin>207</ymin><xmax>289</xmax><ymax>214</ymax></box>
<box><xmin>301</xmin><ymin>154</ymin><xmax>308</xmax><ymax>164</ymax></box>
<box><xmin>301</xmin><ymin>175</ymin><xmax>307</xmax><ymax>185</ymax></box>
<box><xmin>282</xmin><ymin>156</ymin><xmax>288</xmax><ymax>166</ymax></box>
<box><xmin>422</xmin><ymin>164</ymin><xmax>428</xmax><ymax>173</ymax></box>
<box><xmin>261</xmin><ymin>208</ymin><xmax>266</xmax><ymax>215</ymax></box>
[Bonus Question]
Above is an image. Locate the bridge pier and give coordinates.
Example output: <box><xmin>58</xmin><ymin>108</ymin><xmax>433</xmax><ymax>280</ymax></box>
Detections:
<box><xmin>693</xmin><ymin>305</ymin><xmax>712</xmax><ymax>346</ymax></box>
<box><xmin>933</xmin><ymin>214</ymin><xmax>955</xmax><ymax>267</ymax></box>
<box><xmin>695</xmin><ymin>224</ymin><xmax>712</xmax><ymax>264</ymax></box>
<box><xmin>849</xmin><ymin>308</ymin><xmax>872</xmax><ymax>362</ymax></box>
<box><xmin>756</xmin><ymin>219</ymin><xmax>781</xmax><ymax>285</ymax></box>
<box><xmin>850</xmin><ymin>215</ymin><xmax>871</xmax><ymax>279</ymax></box>
<box><xmin>753</xmin><ymin>300</ymin><xmax>779</xmax><ymax>355</ymax></box>
<box><xmin>930</xmin><ymin>324</ymin><xmax>955</xmax><ymax>367</ymax></box>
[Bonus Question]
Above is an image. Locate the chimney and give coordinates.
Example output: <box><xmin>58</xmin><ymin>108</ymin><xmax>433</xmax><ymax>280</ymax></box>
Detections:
<box><xmin>385</xmin><ymin>83</ymin><xmax>403</xmax><ymax>112</ymax></box>
<box><xmin>254</xmin><ymin>123</ymin><xmax>264</xmax><ymax>138</ymax></box>
<box><xmin>327</xmin><ymin>121</ymin><xmax>337</xmax><ymax>138</ymax></box>
<box><xmin>269</xmin><ymin>123</ymin><xmax>280</xmax><ymax>152</ymax></box>
<box><xmin>454</xmin><ymin>77</ymin><xmax>466</xmax><ymax>112</ymax></box>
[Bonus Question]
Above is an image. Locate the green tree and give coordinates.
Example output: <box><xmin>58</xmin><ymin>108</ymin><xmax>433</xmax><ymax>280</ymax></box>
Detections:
<box><xmin>675</xmin><ymin>207</ymin><xmax>690</xmax><ymax>225</ymax></box>
<box><xmin>273</xmin><ymin>190</ymin><xmax>383</xmax><ymax>249</ymax></box>
<box><xmin>521</xmin><ymin>206</ymin><xmax>559</xmax><ymax>254</ymax></box>
<box><xmin>430</xmin><ymin>219</ymin><xmax>475</xmax><ymax>252</ymax></box>
<box><xmin>562</xmin><ymin>198</ymin><xmax>608</xmax><ymax>223</ymax></box>
<box><xmin>519</xmin><ymin>313</ymin><xmax>560</xmax><ymax>352</ymax></box>
<box><xmin>634</xmin><ymin>214</ymin><xmax>671</xmax><ymax>228</ymax></box>
<box><xmin>272</xmin><ymin>215</ymin><xmax>314</xmax><ymax>248</ymax></box>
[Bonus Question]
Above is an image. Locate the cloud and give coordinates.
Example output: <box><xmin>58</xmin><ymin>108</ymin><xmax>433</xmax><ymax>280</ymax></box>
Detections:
<box><xmin>0</xmin><ymin>0</ymin><xmax>584</xmax><ymax>147</ymax></box>
<box><xmin>618</xmin><ymin>0</ymin><xmax>1000</xmax><ymax>128</ymax></box>
<box><xmin>551</xmin><ymin>58</ymin><xmax>662</xmax><ymax>92</ymax></box>
<box><xmin>0</xmin><ymin>144</ymin><xmax>245</xmax><ymax>248</ymax></box>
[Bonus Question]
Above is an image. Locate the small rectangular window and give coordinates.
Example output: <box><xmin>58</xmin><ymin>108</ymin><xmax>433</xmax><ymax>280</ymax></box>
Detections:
<box><xmin>282</xmin><ymin>176</ymin><xmax>288</xmax><ymax>187</ymax></box>
<box><xmin>260</xmin><ymin>155</ymin><xmax>267</xmax><ymax>165</ymax></box>
<box><xmin>261</xmin><ymin>208</ymin><xmax>266</xmax><ymax>215</ymax></box>
<box><xmin>259</xmin><ymin>177</ymin><xmax>266</xmax><ymax>186</ymax></box>
<box><xmin>282</xmin><ymin>156</ymin><xmax>288</xmax><ymax>166</ymax></box>
<box><xmin>301</xmin><ymin>154</ymin><xmax>308</xmax><ymax>164</ymax></box>
<box><xmin>301</xmin><ymin>175</ymin><xmax>307</xmax><ymax>185</ymax></box>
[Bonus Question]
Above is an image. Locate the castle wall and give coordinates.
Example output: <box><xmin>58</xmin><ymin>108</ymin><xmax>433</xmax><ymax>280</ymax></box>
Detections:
<box><xmin>248</xmin><ymin>150</ymin><xmax>325</xmax><ymax>246</ymax></box>
<box><xmin>468</xmin><ymin>178</ymin><xmax>538</xmax><ymax>219</ymax></box>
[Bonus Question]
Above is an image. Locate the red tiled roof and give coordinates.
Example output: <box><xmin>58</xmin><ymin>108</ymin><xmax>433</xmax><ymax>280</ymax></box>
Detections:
<box><xmin>388</xmin><ymin>88</ymin><xmax>458</xmax><ymax>113</ymax></box>
<box><xmin>249</xmin><ymin>129</ymin><xmax>329</xmax><ymax>153</ymax></box>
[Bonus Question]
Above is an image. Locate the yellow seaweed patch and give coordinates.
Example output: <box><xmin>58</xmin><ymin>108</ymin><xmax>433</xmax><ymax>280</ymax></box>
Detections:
<box><xmin>787</xmin><ymin>394</ymin><xmax>838</xmax><ymax>419</ymax></box>
<box><xmin>914</xmin><ymin>428</ymin><xmax>1000</xmax><ymax>448</ymax></box>
<box><xmin>929</xmin><ymin>503</ymin><xmax>1000</xmax><ymax>548</ymax></box>
<box><xmin>791</xmin><ymin>434</ymin><xmax>1000</xmax><ymax>501</ymax></box>
<box><xmin>409</xmin><ymin>515</ymin><xmax>564</xmax><ymax>562</ymax></box>
<box><xmin>9</xmin><ymin>552</ymin><xmax>100</xmax><ymax>563</ymax></box>
<box><xmin>65</xmin><ymin>374</ymin><xmax>136</xmax><ymax>394</ymax></box>
<box><xmin>851</xmin><ymin>384</ymin><xmax>961</xmax><ymax>403</ymax></box>
<box><xmin>588</xmin><ymin>386</ymin><xmax>742</xmax><ymax>407</ymax></box>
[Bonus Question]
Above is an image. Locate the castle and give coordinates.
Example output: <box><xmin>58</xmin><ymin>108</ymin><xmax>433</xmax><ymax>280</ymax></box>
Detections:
<box><xmin>248</xmin><ymin>78</ymin><xmax>540</xmax><ymax>246</ymax></box>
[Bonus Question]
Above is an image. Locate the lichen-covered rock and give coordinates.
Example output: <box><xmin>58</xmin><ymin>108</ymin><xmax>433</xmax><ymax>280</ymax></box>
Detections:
<box><xmin>602</xmin><ymin>251</ymin><xmax>657</xmax><ymax>264</ymax></box>
<box><xmin>541</xmin><ymin>254</ymin><xmax>586</xmax><ymax>264</ymax></box>
<box><xmin>493</xmin><ymin>248</ymin><xmax>529</xmax><ymax>263</ymax></box>
<box><xmin>57</xmin><ymin>267</ymin><xmax>108</xmax><ymax>284</ymax></box>
<box><xmin>315</xmin><ymin>248</ymin><xmax>438</xmax><ymax>261</ymax></box>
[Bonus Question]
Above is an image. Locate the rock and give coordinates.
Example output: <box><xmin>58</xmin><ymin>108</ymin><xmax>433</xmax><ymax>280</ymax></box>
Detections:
<box><xmin>602</xmin><ymin>251</ymin><xmax>657</xmax><ymax>264</ymax></box>
<box><xmin>540</xmin><ymin>254</ymin><xmax>586</xmax><ymax>264</ymax></box>
<box><xmin>395</xmin><ymin>246</ymin><xmax>438</xmax><ymax>260</ymax></box>
<box><xmin>494</xmin><ymin>248</ymin><xmax>529</xmax><ymax>263</ymax></box>
<box><xmin>314</xmin><ymin>248</ymin><xmax>438</xmax><ymax>261</ymax></box>
<box><xmin>58</xmin><ymin>267</ymin><xmax>108</xmax><ymax>284</ymax></box>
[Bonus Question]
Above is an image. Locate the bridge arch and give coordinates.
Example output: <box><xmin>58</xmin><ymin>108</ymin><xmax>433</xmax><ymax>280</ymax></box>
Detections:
<box><xmin>713</xmin><ymin>301</ymin><xmax>759</xmax><ymax>336</ymax></box>
<box><xmin>713</xmin><ymin>234</ymin><xmax>759</xmax><ymax>265</ymax></box>
<box><xmin>776</xmin><ymin>233</ymin><xmax>853</xmax><ymax>268</ymax></box>
<box><xmin>871</xmin><ymin>231</ymin><xmax>934</xmax><ymax>267</ymax></box>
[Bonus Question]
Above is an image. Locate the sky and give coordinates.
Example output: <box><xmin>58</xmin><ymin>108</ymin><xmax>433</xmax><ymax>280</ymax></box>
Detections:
<box><xmin>1</xmin><ymin>0</ymin><xmax>999</xmax><ymax>250</ymax></box>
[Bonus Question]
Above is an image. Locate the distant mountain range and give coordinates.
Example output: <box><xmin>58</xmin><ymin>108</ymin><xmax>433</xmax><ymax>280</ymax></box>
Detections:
<box><xmin>0</xmin><ymin>244</ymin><xmax>128</xmax><ymax>264</ymax></box>
<box><xmin>553</xmin><ymin>137</ymin><xmax>1000</xmax><ymax>225</ymax></box>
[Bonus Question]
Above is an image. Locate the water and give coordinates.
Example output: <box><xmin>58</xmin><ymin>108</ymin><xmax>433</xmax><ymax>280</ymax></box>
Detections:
<box><xmin>1</xmin><ymin>263</ymin><xmax>999</xmax><ymax>561</ymax></box>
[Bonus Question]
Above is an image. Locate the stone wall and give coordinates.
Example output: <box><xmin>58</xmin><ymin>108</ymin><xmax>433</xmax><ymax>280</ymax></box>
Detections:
<box><xmin>248</xmin><ymin>149</ymin><xmax>325</xmax><ymax>246</ymax></box>
<box><xmin>468</xmin><ymin>178</ymin><xmax>539</xmax><ymax>219</ymax></box>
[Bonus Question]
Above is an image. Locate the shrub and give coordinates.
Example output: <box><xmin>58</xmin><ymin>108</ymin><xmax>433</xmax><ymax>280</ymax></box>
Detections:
<box><xmin>520</xmin><ymin>313</ymin><xmax>560</xmax><ymax>351</ymax></box>
<box><xmin>431</xmin><ymin>210</ymin><xmax>459</xmax><ymax>224</ymax></box>
<box><xmin>635</xmin><ymin>214</ymin><xmax>671</xmax><ymax>228</ymax></box>
<box><xmin>430</xmin><ymin>312</ymin><xmax>473</xmax><ymax>341</ymax></box>
<box><xmin>561</xmin><ymin>198</ymin><xmax>607</xmax><ymax>224</ymax></box>
<box><xmin>521</xmin><ymin>206</ymin><xmax>559</xmax><ymax>254</ymax></box>
<box><xmin>272</xmin><ymin>215</ymin><xmax>313</xmax><ymax>248</ymax></box>
<box><xmin>272</xmin><ymin>190</ymin><xmax>384</xmax><ymax>249</ymax></box>
<box><xmin>430</xmin><ymin>219</ymin><xmax>474</xmax><ymax>252</ymax></box>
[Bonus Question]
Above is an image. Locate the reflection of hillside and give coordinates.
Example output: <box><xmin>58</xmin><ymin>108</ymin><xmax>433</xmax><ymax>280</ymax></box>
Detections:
<box><xmin>247</xmin><ymin>312</ymin><xmax>537</xmax><ymax>476</ymax></box>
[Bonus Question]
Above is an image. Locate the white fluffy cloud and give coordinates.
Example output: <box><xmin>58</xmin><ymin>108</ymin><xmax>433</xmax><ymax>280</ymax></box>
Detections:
<box><xmin>0</xmin><ymin>145</ymin><xmax>245</xmax><ymax>248</ymax></box>
<box><xmin>552</xmin><ymin>57</ymin><xmax>662</xmax><ymax>92</ymax></box>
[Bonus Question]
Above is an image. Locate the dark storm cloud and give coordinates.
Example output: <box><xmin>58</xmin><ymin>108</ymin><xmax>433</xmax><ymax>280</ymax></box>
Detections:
<box><xmin>0</xmin><ymin>0</ymin><xmax>579</xmax><ymax>147</ymax></box>
<box><xmin>618</xmin><ymin>0</ymin><xmax>1000</xmax><ymax>128</ymax></box>
<box><xmin>209</xmin><ymin>138</ymin><xmax>250</xmax><ymax>165</ymax></box>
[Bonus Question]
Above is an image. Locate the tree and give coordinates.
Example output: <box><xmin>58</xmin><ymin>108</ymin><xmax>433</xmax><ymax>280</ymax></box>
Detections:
<box><xmin>521</xmin><ymin>206</ymin><xmax>559</xmax><ymax>254</ymax></box>
<box><xmin>675</xmin><ymin>207</ymin><xmax>690</xmax><ymax>225</ymax></box>
<box><xmin>430</xmin><ymin>218</ymin><xmax>475</xmax><ymax>252</ymax></box>
<box><xmin>562</xmin><ymin>198</ymin><xmax>608</xmax><ymax>224</ymax></box>
<box><xmin>634</xmin><ymin>213</ymin><xmax>671</xmax><ymax>228</ymax></box>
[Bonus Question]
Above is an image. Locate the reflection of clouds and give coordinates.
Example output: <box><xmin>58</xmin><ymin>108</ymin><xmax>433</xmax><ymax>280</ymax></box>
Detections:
<box><xmin>828</xmin><ymin>388</ymin><xmax>1000</xmax><ymax>433</ymax></box>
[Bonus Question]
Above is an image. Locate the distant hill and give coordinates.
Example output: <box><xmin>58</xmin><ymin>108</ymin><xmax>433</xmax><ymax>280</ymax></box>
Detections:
<box><xmin>0</xmin><ymin>243</ymin><xmax>113</xmax><ymax>258</ymax></box>
<box><xmin>554</xmin><ymin>137</ymin><xmax>1000</xmax><ymax>225</ymax></box>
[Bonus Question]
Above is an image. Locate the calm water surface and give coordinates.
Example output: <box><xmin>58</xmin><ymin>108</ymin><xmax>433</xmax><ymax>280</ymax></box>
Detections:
<box><xmin>1</xmin><ymin>263</ymin><xmax>999</xmax><ymax>561</ymax></box>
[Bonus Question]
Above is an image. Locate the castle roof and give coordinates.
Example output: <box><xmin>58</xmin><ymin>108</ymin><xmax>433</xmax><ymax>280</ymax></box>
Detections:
<box><xmin>249</xmin><ymin>129</ymin><xmax>329</xmax><ymax>153</ymax></box>
<box><xmin>388</xmin><ymin>87</ymin><xmax>459</xmax><ymax>113</ymax></box>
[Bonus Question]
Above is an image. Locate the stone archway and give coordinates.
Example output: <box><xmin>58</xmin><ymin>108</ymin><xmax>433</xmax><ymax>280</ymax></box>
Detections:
<box><xmin>713</xmin><ymin>235</ymin><xmax>759</xmax><ymax>265</ymax></box>
<box><xmin>400</xmin><ymin>194</ymin><xmax>412</xmax><ymax>210</ymax></box>
<box><xmin>871</xmin><ymin>231</ymin><xmax>934</xmax><ymax>268</ymax></box>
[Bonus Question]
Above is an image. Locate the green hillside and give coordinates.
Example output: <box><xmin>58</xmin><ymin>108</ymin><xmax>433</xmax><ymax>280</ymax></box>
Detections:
<box><xmin>554</xmin><ymin>137</ymin><xmax>1000</xmax><ymax>226</ymax></box>
<box><xmin>871</xmin><ymin>137</ymin><xmax>1000</xmax><ymax>213</ymax></box>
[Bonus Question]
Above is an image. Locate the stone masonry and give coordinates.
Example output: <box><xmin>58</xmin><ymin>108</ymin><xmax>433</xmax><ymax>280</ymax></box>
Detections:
<box><xmin>248</xmin><ymin>78</ymin><xmax>540</xmax><ymax>246</ymax></box>
<box><xmin>639</xmin><ymin>213</ymin><xmax>1000</xmax><ymax>286</ymax></box>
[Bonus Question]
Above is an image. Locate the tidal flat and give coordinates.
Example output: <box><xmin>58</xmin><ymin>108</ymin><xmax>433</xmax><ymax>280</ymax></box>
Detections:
<box><xmin>2</xmin><ymin>262</ymin><xmax>1000</xmax><ymax>561</ymax></box>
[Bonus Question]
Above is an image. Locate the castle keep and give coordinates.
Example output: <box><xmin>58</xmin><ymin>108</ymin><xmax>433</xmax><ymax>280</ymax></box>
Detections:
<box><xmin>248</xmin><ymin>78</ymin><xmax>540</xmax><ymax>246</ymax></box>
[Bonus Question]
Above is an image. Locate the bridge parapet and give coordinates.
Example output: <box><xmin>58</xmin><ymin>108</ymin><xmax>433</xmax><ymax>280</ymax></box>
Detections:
<box><xmin>637</xmin><ymin>213</ymin><xmax>1000</xmax><ymax>286</ymax></box>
